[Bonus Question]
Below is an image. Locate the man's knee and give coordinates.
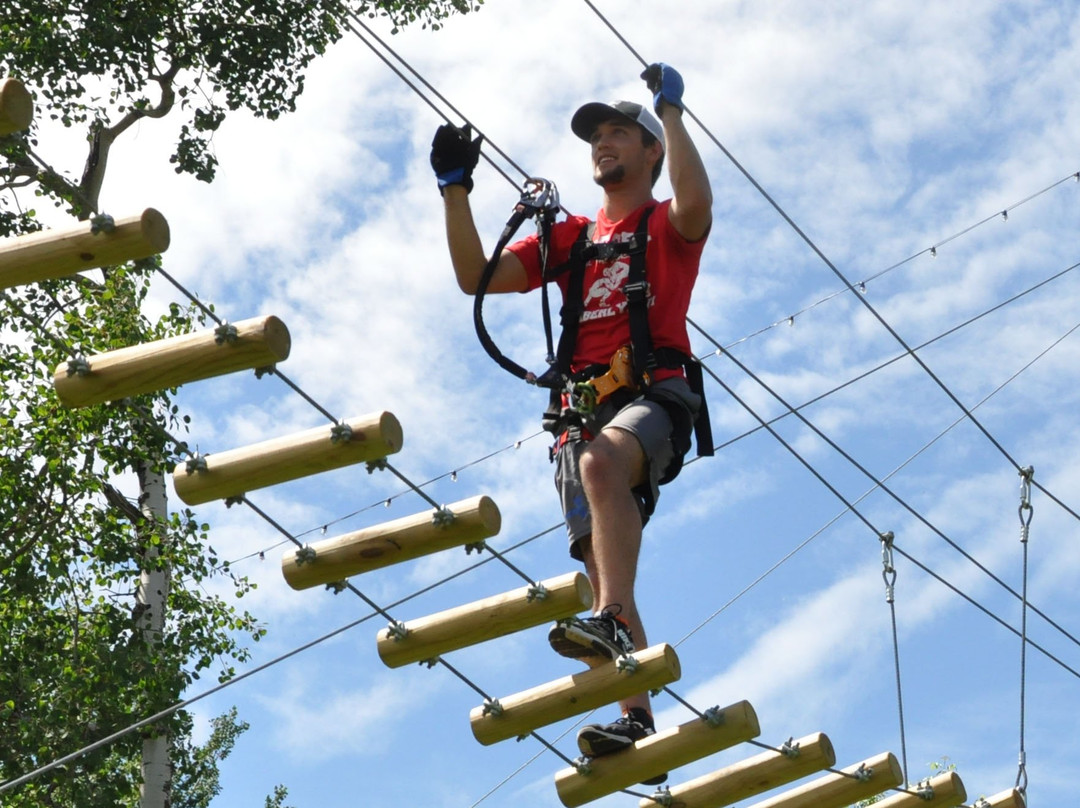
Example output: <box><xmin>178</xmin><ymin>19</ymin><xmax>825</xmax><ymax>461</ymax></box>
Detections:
<box><xmin>580</xmin><ymin>429</ymin><xmax>646</xmax><ymax>491</ymax></box>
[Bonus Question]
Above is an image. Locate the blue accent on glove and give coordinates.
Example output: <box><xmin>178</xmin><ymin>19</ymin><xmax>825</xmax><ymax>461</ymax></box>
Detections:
<box><xmin>641</xmin><ymin>63</ymin><xmax>685</xmax><ymax>115</ymax></box>
<box><xmin>436</xmin><ymin>166</ymin><xmax>467</xmax><ymax>190</ymax></box>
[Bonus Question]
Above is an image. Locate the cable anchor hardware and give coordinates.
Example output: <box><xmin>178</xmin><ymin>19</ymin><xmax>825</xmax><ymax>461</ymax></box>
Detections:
<box><xmin>526</xmin><ymin>582</ymin><xmax>549</xmax><ymax>602</ymax></box>
<box><xmin>880</xmin><ymin>531</ymin><xmax>897</xmax><ymax>604</ymax></box>
<box><xmin>366</xmin><ymin>458</ymin><xmax>387</xmax><ymax>474</ymax></box>
<box><xmin>89</xmin><ymin>213</ymin><xmax>116</xmax><ymax>234</ymax></box>
<box><xmin>294</xmin><ymin>545</ymin><xmax>317</xmax><ymax>566</ymax></box>
<box><xmin>1018</xmin><ymin>466</ymin><xmax>1034</xmax><ymax>543</ymax></box>
<box><xmin>386</xmin><ymin>621</ymin><xmax>409</xmax><ymax>642</ymax></box>
<box><xmin>213</xmin><ymin>321</ymin><xmax>238</xmax><ymax>345</ymax></box>
<box><xmin>780</xmin><ymin>736</ymin><xmax>801</xmax><ymax>758</ymax></box>
<box><xmin>481</xmin><ymin>698</ymin><xmax>503</xmax><ymax>717</ymax></box>
<box><xmin>66</xmin><ymin>355</ymin><xmax>92</xmax><ymax>377</ymax></box>
<box><xmin>464</xmin><ymin>540</ymin><xmax>487</xmax><ymax>555</ymax></box>
<box><xmin>572</xmin><ymin>757</ymin><xmax>593</xmax><ymax>777</ymax></box>
<box><xmin>325</xmin><ymin>580</ymin><xmax>347</xmax><ymax>594</ymax></box>
<box><xmin>702</xmin><ymin>706</ymin><xmax>725</xmax><ymax>727</ymax></box>
<box><xmin>852</xmin><ymin>763</ymin><xmax>873</xmax><ymax>782</ymax></box>
<box><xmin>330</xmin><ymin>421</ymin><xmax>353</xmax><ymax>444</ymax></box>
<box><xmin>916</xmin><ymin>781</ymin><xmax>935</xmax><ymax>801</ymax></box>
<box><xmin>431</xmin><ymin>506</ymin><xmax>456</xmax><ymax>528</ymax></box>
<box><xmin>615</xmin><ymin>654</ymin><xmax>640</xmax><ymax>675</ymax></box>
<box><xmin>649</xmin><ymin>786</ymin><xmax>674</xmax><ymax>807</ymax></box>
<box><xmin>184</xmin><ymin>453</ymin><xmax>208</xmax><ymax>474</ymax></box>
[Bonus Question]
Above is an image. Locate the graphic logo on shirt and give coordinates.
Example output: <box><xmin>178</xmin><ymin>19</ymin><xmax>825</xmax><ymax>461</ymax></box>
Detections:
<box><xmin>579</xmin><ymin>231</ymin><xmax>653</xmax><ymax>323</ymax></box>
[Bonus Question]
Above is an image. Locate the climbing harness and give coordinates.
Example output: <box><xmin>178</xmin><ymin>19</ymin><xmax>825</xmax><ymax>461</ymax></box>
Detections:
<box><xmin>472</xmin><ymin>179</ymin><xmax>713</xmax><ymax>462</ymax></box>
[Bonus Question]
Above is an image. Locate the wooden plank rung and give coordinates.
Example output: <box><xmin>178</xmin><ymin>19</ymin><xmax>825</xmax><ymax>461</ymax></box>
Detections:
<box><xmin>470</xmin><ymin>643</ymin><xmax>681</xmax><ymax>746</ymax></box>
<box><xmin>0</xmin><ymin>208</ymin><xmax>170</xmax><ymax>290</ymax></box>
<box><xmin>872</xmin><ymin>771</ymin><xmax>966</xmax><ymax>808</ymax></box>
<box><xmin>172</xmin><ymin>410</ymin><xmax>402</xmax><ymax>505</ymax></box>
<box><xmin>635</xmin><ymin>731</ymin><xmax>836</xmax><ymax>808</ymax></box>
<box><xmin>743</xmin><ymin>751</ymin><xmax>903</xmax><ymax>808</ymax></box>
<box><xmin>53</xmin><ymin>315</ymin><xmax>290</xmax><ymax>407</ymax></box>
<box><xmin>977</xmin><ymin>788</ymin><xmax>1026</xmax><ymax>808</ymax></box>
<box><xmin>555</xmin><ymin>700</ymin><xmax>761</xmax><ymax>807</ymax></box>
<box><xmin>0</xmin><ymin>78</ymin><xmax>32</xmax><ymax>136</ymax></box>
<box><xmin>377</xmin><ymin>571</ymin><xmax>591</xmax><ymax>668</ymax></box>
<box><xmin>282</xmin><ymin>494</ymin><xmax>500</xmax><ymax>590</ymax></box>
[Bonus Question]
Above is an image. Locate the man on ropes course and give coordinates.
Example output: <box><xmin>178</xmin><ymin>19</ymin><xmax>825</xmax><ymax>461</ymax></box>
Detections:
<box><xmin>432</xmin><ymin>64</ymin><xmax>713</xmax><ymax>772</ymax></box>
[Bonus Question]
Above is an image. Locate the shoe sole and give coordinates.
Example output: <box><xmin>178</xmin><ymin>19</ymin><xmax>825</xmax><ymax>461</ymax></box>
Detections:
<box><xmin>576</xmin><ymin>728</ymin><xmax>668</xmax><ymax>785</ymax></box>
<box><xmin>548</xmin><ymin>621</ymin><xmax>627</xmax><ymax>663</ymax></box>
<box><xmin>577</xmin><ymin>726</ymin><xmax>636</xmax><ymax>758</ymax></box>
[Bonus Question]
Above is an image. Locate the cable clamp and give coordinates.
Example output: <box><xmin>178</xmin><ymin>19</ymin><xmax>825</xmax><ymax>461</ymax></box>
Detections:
<box><xmin>325</xmin><ymin>580</ymin><xmax>347</xmax><ymax>594</ymax></box>
<box><xmin>1018</xmin><ymin>466</ymin><xmax>1034</xmax><ymax>540</ymax></box>
<box><xmin>916</xmin><ymin>781</ymin><xmax>935</xmax><ymax>801</ymax></box>
<box><xmin>214</xmin><ymin>321</ymin><xmax>238</xmax><ymax>345</ymax></box>
<box><xmin>184</xmin><ymin>453</ymin><xmax>208</xmax><ymax>474</ymax></box>
<box><xmin>386</xmin><ymin>621</ymin><xmax>409</xmax><ymax>642</ymax></box>
<box><xmin>254</xmin><ymin>365</ymin><xmax>274</xmax><ymax>379</ymax></box>
<box><xmin>852</xmin><ymin>763</ymin><xmax>873</xmax><ymax>783</ymax></box>
<box><xmin>366</xmin><ymin>458</ymin><xmax>387</xmax><ymax>474</ymax></box>
<box><xmin>419</xmin><ymin>657</ymin><xmax>439</xmax><ymax>669</ymax></box>
<box><xmin>526</xmin><ymin>582</ymin><xmax>549</xmax><ymax>602</ymax></box>
<box><xmin>330</xmin><ymin>421</ymin><xmax>353</xmax><ymax>443</ymax></box>
<box><xmin>780</xmin><ymin>736</ymin><xmax>801</xmax><ymax>758</ymax></box>
<box><xmin>572</xmin><ymin>757</ymin><xmax>592</xmax><ymax>776</ymax></box>
<box><xmin>464</xmin><ymin>540</ymin><xmax>486</xmax><ymax>555</ymax></box>
<box><xmin>89</xmin><ymin>213</ymin><xmax>116</xmax><ymax>234</ymax></box>
<box><xmin>66</xmin><ymin>355</ymin><xmax>92</xmax><ymax>377</ymax></box>
<box><xmin>880</xmin><ymin>531</ymin><xmax>897</xmax><ymax>603</ymax></box>
<box><xmin>481</xmin><ymin>698</ymin><xmax>503</xmax><ymax>717</ymax></box>
<box><xmin>432</xmin><ymin>506</ymin><xmax>456</xmax><ymax>528</ymax></box>
<box><xmin>702</xmin><ymin>706</ymin><xmax>725</xmax><ymax>727</ymax></box>
<box><xmin>973</xmin><ymin>800</ymin><xmax>990</xmax><ymax>808</ymax></box>
<box><xmin>224</xmin><ymin>496</ymin><xmax>243</xmax><ymax>508</ymax></box>
<box><xmin>648</xmin><ymin>786</ymin><xmax>673</xmax><ymax>807</ymax></box>
<box><xmin>294</xmin><ymin>545</ymin><xmax>317</xmax><ymax>566</ymax></box>
<box><xmin>615</xmin><ymin>654</ymin><xmax>639</xmax><ymax>675</ymax></box>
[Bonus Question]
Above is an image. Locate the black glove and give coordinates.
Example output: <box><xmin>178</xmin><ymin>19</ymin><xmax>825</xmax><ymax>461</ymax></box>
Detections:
<box><xmin>430</xmin><ymin>123</ymin><xmax>483</xmax><ymax>195</ymax></box>
<box><xmin>641</xmin><ymin>63</ymin><xmax>685</xmax><ymax>116</ymax></box>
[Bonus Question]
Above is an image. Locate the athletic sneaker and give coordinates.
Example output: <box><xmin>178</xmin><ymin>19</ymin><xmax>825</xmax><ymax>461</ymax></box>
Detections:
<box><xmin>577</xmin><ymin>707</ymin><xmax>667</xmax><ymax>785</ymax></box>
<box><xmin>548</xmin><ymin>606</ymin><xmax>635</xmax><ymax>663</ymax></box>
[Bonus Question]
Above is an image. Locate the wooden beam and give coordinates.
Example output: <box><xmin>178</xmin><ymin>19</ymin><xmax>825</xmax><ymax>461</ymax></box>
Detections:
<box><xmin>978</xmin><ymin>788</ymin><xmax>1026</xmax><ymax>808</ymax></box>
<box><xmin>172</xmin><ymin>411</ymin><xmax>402</xmax><ymax>506</ymax></box>
<box><xmin>282</xmin><ymin>494</ymin><xmax>500</xmax><ymax>590</ymax></box>
<box><xmin>635</xmin><ymin>731</ymin><xmax>836</xmax><ymax>808</ymax></box>
<box><xmin>0</xmin><ymin>208</ymin><xmax>170</xmax><ymax>290</ymax></box>
<box><xmin>376</xmin><ymin>571</ymin><xmax>592</xmax><ymax>668</ymax></box>
<box><xmin>470</xmin><ymin>643</ymin><xmax>681</xmax><ymax>746</ymax></box>
<box><xmin>0</xmin><ymin>78</ymin><xmax>32</xmax><ymax>135</ymax></box>
<box><xmin>744</xmin><ymin>751</ymin><xmax>903</xmax><ymax>808</ymax></box>
<box><xmin>555</xmin><ymin>700</ymin><xmax>761</xmax><ymax>807</ymax></box>
<box><xmin>53</xmin><ymin>315</ymin><xmax>290</xmax><ymax>407</ymax></box>
<box><xmin>872</xmin><ymin>771</ymin><xmax>966</xmax><ymax>808</ymax></box>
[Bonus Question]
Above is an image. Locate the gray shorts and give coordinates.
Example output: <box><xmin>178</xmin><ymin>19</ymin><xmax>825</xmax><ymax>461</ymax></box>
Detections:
<box><xmin>553</xmin><ymin>376</ymin><xmax>700</xmax><ymax>560</ymax></box>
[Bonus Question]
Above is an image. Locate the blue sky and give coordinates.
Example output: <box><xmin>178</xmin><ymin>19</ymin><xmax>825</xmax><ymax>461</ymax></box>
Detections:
<box><xmin>19</xmin><ymin>1</ymin><xmax>1080</xmax><ymax>806</ymax></box>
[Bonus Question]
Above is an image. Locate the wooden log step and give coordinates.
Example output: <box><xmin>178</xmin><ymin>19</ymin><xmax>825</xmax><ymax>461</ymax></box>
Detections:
<box><xmin>555</xmin><ymin>700</ymin><xmax>761</xmax><ymax>807</ymax></box>
<box><xmin>376</xmin><ymin>571</ymin><xmax>592</xmax><ymax>668</ymax></box>
<box><xmin>635</xmin><ymin>731</ymin><xmax>835</xmax><ymax>808</ymax></box>
<box><xmin>0</xmin><ymin>208</ymin><xmax>170</xmax><ymax>290</ymax></box>
<box><xmin>470</xmin><ymin>643</ymin><xmax>681</xmax><ymax>746</ymax></box>
<box><xmin>978</xmin><ymin>788</ymin><xmax>1026</xmax><ymax>808</ymax></box>
<box><xmin>282</xmin><ymin>494</ymin><xmax>501</xmax><ymax>590</ymax></box>
<box><xmin>873</xmin><ymin>771</ymin><xmax>966</xmax><ymax>808</ymax></box>
<box><xmin>0</xmin><ymin>78</ymin><xmax>33</xmax><ymax>135</ymax></box>
<box><xmin>173</xmin><ymin>411</ymin><xmax>402</xmax><ymax>506</ymax></box>
<box><xmin>53</xmin><ymin>315</ymin><xmax>290</xmax><ymax>407</ymax></box>
<box><xmin>744</xmin><ymin>751</ymin><xmax>903</xmax><ymax>808</ymax></box>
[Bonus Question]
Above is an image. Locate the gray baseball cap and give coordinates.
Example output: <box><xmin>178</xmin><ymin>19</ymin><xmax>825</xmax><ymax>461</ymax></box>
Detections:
<box><xmin>570</xmin><ymin>100</ymin><xmax>665</xmax><ymax>151</ymax></box>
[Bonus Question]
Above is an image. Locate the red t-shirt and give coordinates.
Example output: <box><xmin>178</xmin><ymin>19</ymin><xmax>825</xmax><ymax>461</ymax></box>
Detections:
<box><xmin>509</xmin><ymin>199</ymin><xmax>705</xmax><ymax>377</ymax></box>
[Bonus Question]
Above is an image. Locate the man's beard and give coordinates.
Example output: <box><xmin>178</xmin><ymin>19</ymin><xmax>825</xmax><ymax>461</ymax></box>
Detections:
<box><xmin>594</xmin><ymin>164</ymin><xmax>626</xmax><ymax>188</ymax></box>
